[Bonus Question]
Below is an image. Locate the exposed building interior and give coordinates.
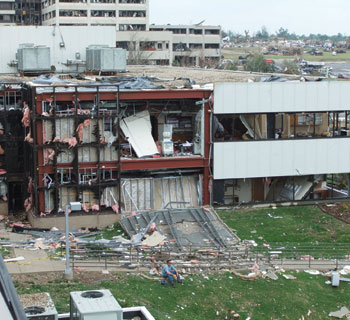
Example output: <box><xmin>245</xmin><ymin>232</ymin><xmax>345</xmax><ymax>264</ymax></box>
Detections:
<box><xmin>0</xmin><ymin>80</ymin><xmax>211</xmax><ymax>221</ymax></box>
<box><xmin>215</xmin><ymin>111</ymin><xmax>350</xmax><ymax>141</ymax></box>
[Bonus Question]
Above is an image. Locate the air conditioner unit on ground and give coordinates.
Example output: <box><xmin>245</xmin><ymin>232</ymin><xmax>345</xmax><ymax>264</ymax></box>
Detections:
<box><xmin>19</xmin><ymin>292</ymin><xmax>58</xmax><ymax>320</ymax></box>
<box><xmin>70</xmin><ymin>289</ymin><xmax>123</xmax><ymax>320</ymax></box>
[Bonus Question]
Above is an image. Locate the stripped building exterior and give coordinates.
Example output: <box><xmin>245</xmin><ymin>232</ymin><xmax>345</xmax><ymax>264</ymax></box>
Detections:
<box><xmin>0</xmin><ymin>78</ymin><xmax>349</xmax><ymax>226</ymax></box>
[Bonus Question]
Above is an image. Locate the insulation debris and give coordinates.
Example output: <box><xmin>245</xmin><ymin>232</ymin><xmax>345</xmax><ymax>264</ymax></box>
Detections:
<box><xmin>142</xmin><ymin>231</ymin><xmax>166</xmax><ymax>247</ymax></box>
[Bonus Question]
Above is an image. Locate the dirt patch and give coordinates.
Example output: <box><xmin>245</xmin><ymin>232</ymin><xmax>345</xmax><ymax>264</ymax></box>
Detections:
<box><xmin>12</xmin><ymin>271</ymin><xmax>120</xmax><ymax>286</ymax></box>
<box><xmin>319</xmin><ymin>203</ymin><xmax>350</xmax><ymax>224</ymax></box>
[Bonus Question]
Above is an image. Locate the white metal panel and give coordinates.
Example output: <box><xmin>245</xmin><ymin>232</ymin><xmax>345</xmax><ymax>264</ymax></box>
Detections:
<box><xmin>214</xmin><ymin>82</ymin><xmax>350</xmax><ymax>114</ymax></box>
<box><xmin>120</xmin><ymin>110</ymin><xmax>158</xmax><ymax>158</ymax></box>
<box><xmin>214</xmin><ymin>138</ymin><xmax>350</xmax><ymax>179</ymax></box>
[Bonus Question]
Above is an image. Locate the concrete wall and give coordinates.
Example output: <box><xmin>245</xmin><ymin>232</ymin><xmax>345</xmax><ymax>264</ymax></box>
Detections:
<box><xmin>28</xmin><ymin>210</ymin><xmax>121</xmax><ymax>229</ymax></box>
<box><xmin>0</xmin><ymin>26</ymin><xmax>116</xmax><ymax>73</ymax></box>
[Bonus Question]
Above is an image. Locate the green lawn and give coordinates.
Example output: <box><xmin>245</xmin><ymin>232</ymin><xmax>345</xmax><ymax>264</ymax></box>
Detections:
<box><xmin>218</xmin><ymin>206</ymin><xmax>350</xmax><ymax>245</ymax></box>
<box><xmin>13</xmin><ymin>205</ymin><xmax>350</xmax><ymax>319</ymax></box>
<box><xmin>14</xmin><ymin>271</ymin><xmax>350</xmax><ymax>320</ymax></box>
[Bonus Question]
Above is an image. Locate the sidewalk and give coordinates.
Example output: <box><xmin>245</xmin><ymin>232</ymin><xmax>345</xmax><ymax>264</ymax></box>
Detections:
<box><xmin>6</xmin><ymin>248</ymin><xmax>65</xmax><ymax>274</ymax></box>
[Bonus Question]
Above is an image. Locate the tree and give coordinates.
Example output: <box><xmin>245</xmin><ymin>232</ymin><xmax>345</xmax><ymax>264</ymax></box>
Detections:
<box><xmin>126</xmin><ymin>32</ymin><xmax>154</xmax><ymax>65</ymax></box>
<box><xmin>245</xmin><ymin>54</ymin><xmax>273</xmax><ymax>73</ymax></box>
<box><xmin>256</xmin><ymin>26</ymin><xmax>269</xmax><ymax>40</ymax></box>
<box><xmin>276</xmin><ymin>27</ymin><xmax>289</xmax><ymax>38</ymax></box>
<box><xmin>281</xmin><ymin>60</ymin><xmax>300</xmax><ymax>75</ymax></box>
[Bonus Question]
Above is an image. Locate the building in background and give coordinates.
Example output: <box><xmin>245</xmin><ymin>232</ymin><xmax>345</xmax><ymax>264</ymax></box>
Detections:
<box><xmin>0</xmin><ymin>0</ymin><xmax>41</xmax><ymax>25</ymax></box>
<box><xmin>150</xmin><ymin>24</ymin><xmax>221</xmax><ymax>66</ymax></box>
<box><xmin>116</xmin><ymin>30</ymin><xmax>173</xmax><ymax>65</ymax></box>
<box><xmin>16</xmin><ymin>0</ymin><xmax>41</xmax><ymax>25</ymax></box>
<box><xmin>0</xmin><ymin>0</ymin><xmax>16</xmax><ymax>24</ymax></box>
<box><xmin>41</xmin><ymin>0</ymin><xmax>149</xmax><ymax>29</ymax></box>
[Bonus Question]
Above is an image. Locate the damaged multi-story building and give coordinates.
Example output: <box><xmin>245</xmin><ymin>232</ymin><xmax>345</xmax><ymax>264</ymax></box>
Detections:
<box><xmin>149</xmin><ymin>24</ymin><xmax>221</xmax><ymax>66</ymax></box>
<box><xmin>0</xmin><ymin>75</ymin><xmax>212</xmax><ymax>228</ymax></box>
<box><xmin>1</xmin><ymin>75</ymin><xmax>350</xmax><ymax>229</ymax></box>
<box><xmin>41</xmin><ymin>0</ymin><xmax>149</xmax><ymax>28</ymax></box>
<box><xmin>0</xmin><ymin>0</ymin><xmax>41</xmax><ymax>25</ymax></box>
<box><xmin>213</xmin><ymin>81</ymin><xmax>350</xmax><ymax>205</ymax></box>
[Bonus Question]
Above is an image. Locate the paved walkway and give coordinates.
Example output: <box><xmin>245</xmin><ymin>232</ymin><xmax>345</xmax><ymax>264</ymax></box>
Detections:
<box><xmin>6</xmin><ymin>248</ymin><xmax>65</xmax><ymax>274</ymax></box>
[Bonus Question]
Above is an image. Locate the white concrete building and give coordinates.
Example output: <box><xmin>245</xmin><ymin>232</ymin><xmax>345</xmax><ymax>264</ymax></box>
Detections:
<box><xmin>0</xmin><ymin>0</ymin><xmax>15</xmax><ymax>24</ymax></box>
<box><xmin>150</xmin><ymin>24</ymin><xmax>221</xmax><ymax>66</ymax></box>
<box><xmin>116</xmin><ymin>30</ymin><xmax>172</xmax><ymax>65</ymax></box>
<box><xmin>213</xmin><ymin>81</ymin><xmax>350</xmax><ymax>205</ymax></box>
<box><xmin>41</xmin><ymin>0</ymin><xmax>149</xmax><ymax>30</ymax></box>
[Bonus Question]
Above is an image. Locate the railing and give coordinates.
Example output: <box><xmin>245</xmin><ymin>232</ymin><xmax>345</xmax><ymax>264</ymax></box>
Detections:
<box><xmin>68</xmin><ymin>242</ymin><xmax>350</xmax><ymax>272</ymax></box>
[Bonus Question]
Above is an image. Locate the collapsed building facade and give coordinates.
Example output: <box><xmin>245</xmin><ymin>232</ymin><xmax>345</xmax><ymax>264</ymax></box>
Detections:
<box><xmin>0</xmin><ymin>77</ymin><xmax>350</xmax><ymax>227</ymax></box>
<box><xmin>0</xmin><ymin>77</ymin><xmax>211</xmax><ymax>227</ymax></box>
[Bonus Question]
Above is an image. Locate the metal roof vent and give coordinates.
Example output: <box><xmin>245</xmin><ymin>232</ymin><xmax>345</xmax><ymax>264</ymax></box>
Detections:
<box><xmin>70</xmin><ymin>289</ymin><xmax>122</xmax><ymax>320</ymax></box>
<box><xmin>81</xmin><ymin>291</ymin><xmax>104</xmax><ymax>299</ymax></box>
<box><xmin>24</xmin><ymin>306</ymin><xmax>45</xmax><ymax>315</ymax></box>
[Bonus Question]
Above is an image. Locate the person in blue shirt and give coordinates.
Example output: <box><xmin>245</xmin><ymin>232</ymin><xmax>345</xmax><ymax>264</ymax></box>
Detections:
<box><xmin>161</xmin><ymin>259</ymin><xmax>182</xmax><ymax>287</ymax></box>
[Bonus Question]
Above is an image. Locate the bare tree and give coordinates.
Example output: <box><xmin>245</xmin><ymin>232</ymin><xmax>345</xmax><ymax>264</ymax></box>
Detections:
<box><xmin>127</xmin><ymin>32</ymin><xmax>155</xmax><ymax>65</ymax></box>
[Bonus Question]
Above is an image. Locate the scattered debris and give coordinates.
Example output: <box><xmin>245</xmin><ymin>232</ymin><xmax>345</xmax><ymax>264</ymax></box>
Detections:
<box><xmin>329</xmin><ymin>306</ymin><xmax>350</xmax><ymax>319</ymax></box>
<box><xmin>142</xmin><ymin>231</ymin><xmax>166</xmax><ymax>247</ymax></box>
<box><xmin>282</xmin><ymin>274</ymin><xmax>296</xmax><ymax>280</ymax></box>
<box><xmin>331</xmin><ymin>273</ymin><xmax>350</xmax><ymax>287</ymax></box>
<box><xmin>304</xmin><ymin>270</ymin><xmax>321</xmax><ymax>275</ymax></box>
<box><xmin>265</xmin><ymin>272</ymin><xmax>279</xmax><ymax>280</ymax></box>
<box><xmin>4</xmin><ymin>256</ymin><xmax>25</xmax><ymax>263</ymax></box>
<box><xmin>267</xmin><ymin>213</ymin><xmax>283</xmax><ymax>219</ymax></box>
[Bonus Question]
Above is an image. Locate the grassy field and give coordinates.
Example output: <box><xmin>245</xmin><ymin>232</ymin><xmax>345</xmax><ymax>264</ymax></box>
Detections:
<box><xmin>218</xmin><ymin>205</ymin><xmax>350</xmax><ymax>245</ymax></box>
<box><xmin>14</xmin><ymin>270</ymin><xmax>350</xmax><ymax>320</ymax></box>
<box><xmin>222</xmin><ymin>48</ymin><xmax>350</xmax><ymax>62</ymax></box>
<box><xmin>12</xmin><ymin>205</ymin><xmax>350</xmax><ymax>319</ymax></box>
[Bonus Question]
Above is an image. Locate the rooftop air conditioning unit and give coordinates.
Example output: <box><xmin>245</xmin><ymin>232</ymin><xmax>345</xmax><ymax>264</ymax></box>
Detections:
<box><xmin>17</xmin><ymin>43</ymin><xmax>51</xmax><ymax>72</ymax></box>
<box><xmin>86</xmin><ymin>45</ymin><xmax>127</xmax><ymax>72</ymax></box>
<box><xmin>70</xmin><ymin>290</ymin><xmax>123</xmax><ymax>320</ymax></box>
<box><xmin>19</xmin><ymin>292</ymin><xmax>58</xmax><ymax>320</ymax></box>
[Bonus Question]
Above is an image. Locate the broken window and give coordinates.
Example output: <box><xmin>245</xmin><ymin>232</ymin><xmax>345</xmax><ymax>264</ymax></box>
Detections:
<box><xmin>189</xmin><ymin>28</ymin><xmax>202</xmax><ymax>35</ymax></box>
<box><xmin>119</xmin><ymin>0</ymin><xmax>145</xmax><ymax>3</ymax></box>
<box><xmin>119</xmin><ymin>24</ymin><xmax>146</xmax><ymax>31</ymax></box>
<box><xmin>205</xmin><ymin>29</ymin><xmax>220</xmax><ymax>35</ymax></box>
<box><xmin>59</xmin><ymin>10</ymin><xmax>87</xmax><ymax>17</ymax></box>
<box><xmin>58</xmin><ymin>168</ymin><xmax>72</xmax><ymax>184</ymax></box>
<box><xmin>166</xmin><ymin>28</ymin><xmax>186</xmax><ymax>34</ymax></box>
<box><xmin>116</xmin><ymin>41</ymin><xmax>128</xmax><ymax>49</ymax></box>
<box><xmin>205</xmin><ymin>43</ymin><xmax>220</xmax><ymax>49</ymax></box>
<box><xmin>91</xmin><ymin>10</ymin><xmax>116</xmax><ymax>17</ymax></box>
<box><xmin>189</xmin><ymin>43</ymin><xmax>203</xmax><ymax>49</ymax></box>
<box><xmin>139</xmin><ymin>41</ymin><xmax>156</xmax><ymax>51</ymax></box>
<box><xmin>216</xmin><ymin>111</ymin><xmax>350</xmax><ymax>141</ymax></box>
<box><xmin>119</xmin><ymin>10</ymin><xmax>146</xmax><ymax>17</ymax></box>
<box><xmin>216</xmin><ymin>173</ymin><xmax>350</xmax><ymax>205</ymax></box>
<box><xmin>59</xmin><ymin>0</ymin><xmax>88</xmax><ymax>3</ymax></box>
<box><xmin>173</xmin><ymin>43</ymin><xmax>189</xmax><ymax>52</ymax></box>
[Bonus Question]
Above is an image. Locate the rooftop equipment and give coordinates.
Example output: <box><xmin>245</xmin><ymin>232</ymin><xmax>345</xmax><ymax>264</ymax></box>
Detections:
<box><xmin>86</xmin><ymin>45</ymin><xmax>126</xmax><ymax>72</ymax></box>
<box><xmin>17</xmin><ymin>44</ymin><xmax>51</xmax><ymax>72</ymax></box>
<box><xmin>20</xmin><ymin>292</ymin><xmax>58</xmax><ymax>320</ymax></box>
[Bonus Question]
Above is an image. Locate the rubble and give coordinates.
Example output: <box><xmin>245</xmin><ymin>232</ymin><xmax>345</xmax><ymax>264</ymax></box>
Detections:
<box><xmin>329</xmin><ymin>307</ymin><xmax>350</xmax><ymax>319</ymax></box>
